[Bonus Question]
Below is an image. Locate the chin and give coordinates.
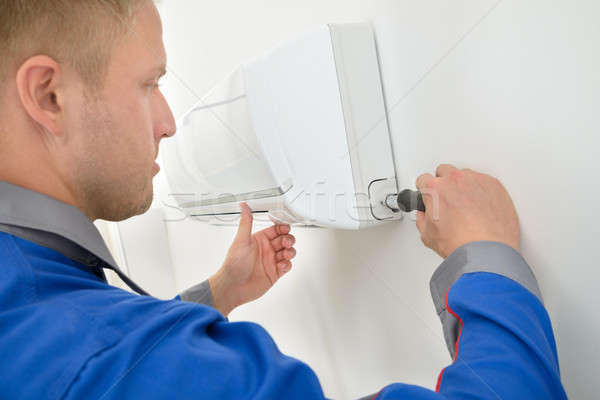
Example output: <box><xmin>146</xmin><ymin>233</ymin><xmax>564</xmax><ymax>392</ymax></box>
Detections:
<box><xmin>103</xmin><ymin>180</ymin><xmax>154</xmax><ymax>221</ymax></box>
<box><xmin>135</xmin><ymin>184</ymin><xmax>155</xmax><ymax>216</ymax></box>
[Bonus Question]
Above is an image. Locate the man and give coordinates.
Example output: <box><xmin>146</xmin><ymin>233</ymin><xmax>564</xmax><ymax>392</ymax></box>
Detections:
<box><xmin>0</xmin><ymin>1</ymin><xmax>567</xmax><ymax>399</ymax></box>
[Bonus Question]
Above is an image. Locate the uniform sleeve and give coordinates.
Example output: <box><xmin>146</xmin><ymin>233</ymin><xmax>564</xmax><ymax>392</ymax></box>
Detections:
<box><xmin>177</xmin><ymin>279</ymin><xmax>214</xmax><ymax>307</ymax></box>
<box><xmin>63</xmin><ymin>242</ymin><xmax>567</xmax><ymax>400</ymax></box>
<box><xmin>62</xmin><ymin>298</ymin><xmax>329</xmax><ymax>400</ymax></box>
<box><xmin>364</xmin><ymin>241</ymin><xmax>568</xmax><ymax>400</ymax></box>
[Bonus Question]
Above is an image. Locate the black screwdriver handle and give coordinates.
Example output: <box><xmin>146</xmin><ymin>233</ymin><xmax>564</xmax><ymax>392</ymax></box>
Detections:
<box><xmin>397</xmin><ymin>189</ymin><xmax>426</xmax><ymax>212</ymax></box>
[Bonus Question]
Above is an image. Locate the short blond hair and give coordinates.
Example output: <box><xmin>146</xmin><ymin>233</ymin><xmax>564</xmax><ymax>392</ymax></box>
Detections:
<box><xmin>0</xmin><ymin>0</ymin><xmax>147</xmax><ymax>90</ymax></box>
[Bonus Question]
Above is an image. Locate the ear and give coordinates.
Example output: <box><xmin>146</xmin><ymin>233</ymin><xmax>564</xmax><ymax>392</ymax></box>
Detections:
<box><xmin>15</xmin><ymin>55</ymin><xmax>65</xmax><ymax>138</ymax></box>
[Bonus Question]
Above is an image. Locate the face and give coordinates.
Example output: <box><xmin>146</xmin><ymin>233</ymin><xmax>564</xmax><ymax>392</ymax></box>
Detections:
<box><xmin>62</xmin><ymin>1</ymin><xmax>176</xmax><ymax>221</ymax></box>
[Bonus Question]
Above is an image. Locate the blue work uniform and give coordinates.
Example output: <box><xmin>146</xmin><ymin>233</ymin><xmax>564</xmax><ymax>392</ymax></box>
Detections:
<box><xmin>0</xmin><ymin>181</ymin><xmax>567</xmax><ymax>399</ymax></box>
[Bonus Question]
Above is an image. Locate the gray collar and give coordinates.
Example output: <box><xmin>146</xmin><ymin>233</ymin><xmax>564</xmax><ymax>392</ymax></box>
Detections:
<box><xmin>0</xmin><ymin>181</ymin><xmax>148</xmax><ymax>295</ymax></box>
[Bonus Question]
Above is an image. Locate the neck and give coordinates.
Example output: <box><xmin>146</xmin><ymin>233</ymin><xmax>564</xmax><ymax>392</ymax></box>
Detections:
<box><xmin>0</xmin><ymin>155</ymin><xmax>90</xmax><ymax>221</ymax></box>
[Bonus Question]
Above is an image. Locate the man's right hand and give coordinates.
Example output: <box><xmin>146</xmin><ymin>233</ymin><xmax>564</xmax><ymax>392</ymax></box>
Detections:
<box><xmin>415</xmin><ymin>164</ymin><xmax>520</xmax><ymax>259</ymax></box>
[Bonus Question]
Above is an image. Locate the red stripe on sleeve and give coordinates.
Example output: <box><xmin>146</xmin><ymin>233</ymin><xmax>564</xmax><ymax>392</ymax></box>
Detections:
<box><xmin>373</xmin><ymin>387</ymin><xmax>384</xmax><ymax>399</ymax></box>
<box><xmin>435</xmin><ymin>287</ymin><xmax>464</xmax><ymax>392</ymax></box>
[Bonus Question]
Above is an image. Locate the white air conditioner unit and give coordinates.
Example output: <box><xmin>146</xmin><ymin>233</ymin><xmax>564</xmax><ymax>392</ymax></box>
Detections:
<box><xmin>161</xmin><ymin>23</ymin><xmax>400</xmax><ymax>229</ymax></box>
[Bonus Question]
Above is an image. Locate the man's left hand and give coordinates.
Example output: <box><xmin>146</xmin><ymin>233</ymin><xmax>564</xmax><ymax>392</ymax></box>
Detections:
<box><xmin>209</xmin><ymin>203</ymin><xmax>297</xmax><ymax>317</ymax></box>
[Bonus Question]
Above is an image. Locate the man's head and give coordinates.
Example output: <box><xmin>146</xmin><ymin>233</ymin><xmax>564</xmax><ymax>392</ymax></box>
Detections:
<box><xmin>0</xmin><ymin>0</ymin><xmax>176</xmax><ymax>221</ymax></box>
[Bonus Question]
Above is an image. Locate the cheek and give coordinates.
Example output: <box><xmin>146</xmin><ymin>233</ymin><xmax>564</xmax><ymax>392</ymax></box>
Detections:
<box><xmin>71</xmin><ymin>94</ymin><xmax>156</xmax><ymax>209</ymax></box>
<box><xmin>111</xmin><ymin>97</ymin><xmax>156</xmax><ymax>161</ymax></box>
<box><xmin>79</xmin><ymin>104</ymin><xmax>145</xmax><ymax>176</ymax></box>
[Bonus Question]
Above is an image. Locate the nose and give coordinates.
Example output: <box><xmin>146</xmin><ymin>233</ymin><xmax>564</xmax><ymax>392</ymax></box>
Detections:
<box><xmin>154</xmin><ymin>90</ymin><xmax>177</xmax><ymax>140</ymax></box>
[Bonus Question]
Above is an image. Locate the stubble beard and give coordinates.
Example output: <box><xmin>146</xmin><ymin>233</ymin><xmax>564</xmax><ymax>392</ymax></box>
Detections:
<box><xmin>74</xmin><ymin>95</ymin><xmax>154</xmax><ymax>222</ymax></box>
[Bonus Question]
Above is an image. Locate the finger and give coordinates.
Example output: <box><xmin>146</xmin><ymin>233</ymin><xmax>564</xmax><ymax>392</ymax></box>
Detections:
<box><xmin>277</xmin><ymin>260</ymin><xmax>291</xmax><ymax>275</ymax></box>
<box><xmin>261</xmin><ymin>223</ymin><xmax>291</xmax><ymax>240</ymax></box>
<box><xmin>416</xmin><ymin>173</ymin><xmax>434</xmax><ymax>191</ymax></box>
<box><xmin>276</xmin><ymin>248</ymin><xmax>297</xmax><ymax>261</ymax></box>
<box><xmin>435</xmin><ymin>164</ymin><xmax>458</xmax><ymax>177</ymax></box>
<box><xmin>418</xmin><ymin>186</ymin><xmax>438</xmax><ymax>212</ymax></box>
<box><xmin>416</xmin><ymin>211</ymin><xmax>426</xmax><ymax>234</ymax></box>
<box><xmin>415</xmin><ymin>212</ymin><xmax>434</xmax><ymax>250</ymax></box>
<box><xmin>276</xmin><ymin>224</ymin><xmax>291</xmax><ymax>235</ymax></box>
<box><xmin>276</xmin><ymin>247</ymin><xmax>296</xmax><ymax>262</ymax></box>
<box><xmin>235</xmin><ymin>202</ymin><xmax>253</xmax><ymax>241</ymax></box>
<box><xmin>271</xmin><ymin>234</ymin><xmax>295</xmax><ymax>252</ymax></box>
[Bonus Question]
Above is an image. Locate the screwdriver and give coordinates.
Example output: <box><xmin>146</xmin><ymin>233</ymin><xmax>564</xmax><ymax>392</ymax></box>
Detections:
<box><xmin>384</xmin><ymin>189</ymin><xmax>426</xmax><ymax>213</ymax></box>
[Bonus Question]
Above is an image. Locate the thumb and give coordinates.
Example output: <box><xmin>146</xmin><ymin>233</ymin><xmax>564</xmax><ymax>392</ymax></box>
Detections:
<box><xmin>235</xmin><ymin>202</ymin><xmax>254</xmax><ymax>242</ymax></box>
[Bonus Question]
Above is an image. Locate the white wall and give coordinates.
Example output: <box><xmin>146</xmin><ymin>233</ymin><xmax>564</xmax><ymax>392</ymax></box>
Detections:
<box><xmin>134</xmin><ymin>1</ymin><xmax>600</xmax><ymax>398</ymax></box>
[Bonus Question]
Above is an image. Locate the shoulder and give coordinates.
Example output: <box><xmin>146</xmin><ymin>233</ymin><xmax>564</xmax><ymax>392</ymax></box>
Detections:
<box><xmin>0</xmin><ymin>231</ymin><xmax>226</xmax><ymax>399</ymax></box>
